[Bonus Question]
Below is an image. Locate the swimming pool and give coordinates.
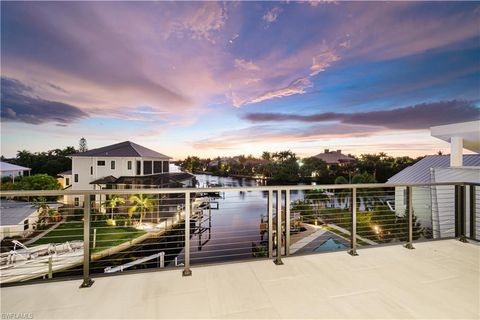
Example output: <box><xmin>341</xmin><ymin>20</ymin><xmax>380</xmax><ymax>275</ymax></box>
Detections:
<box><xmin>314</xmin><ymin>238</ymin><xmax>347</xmax><ymax>252</ymax></box>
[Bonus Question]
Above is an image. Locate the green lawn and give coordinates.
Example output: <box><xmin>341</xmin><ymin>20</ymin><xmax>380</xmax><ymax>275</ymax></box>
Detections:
<box><xmin>32</xmin><ymin>221</ymin><xmax>146</xmax><ymax>253</ymax></box>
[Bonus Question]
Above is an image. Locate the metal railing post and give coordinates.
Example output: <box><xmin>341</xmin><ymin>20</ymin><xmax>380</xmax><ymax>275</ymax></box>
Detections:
<box><xmin>268</xmin><ymin>190</ymin><xmax>273</xmax><ymax>259</ymax></box>
<box><xmin>183</xmin><ymin>191</ymin><xmax>192</xmax><ymax>276</ymax></box>
<box><xmin>274</xmin><ymin>190</ymin><xmax>284</xmax><ymax>265</ymax></box>
<box><xmin>80</xmin><ymin>194</ymin><xmax>94</xmax><ymax>288</ymax></box>
<box><xmin>285</xmin><ymin>190</ymin><xmax>291</xmax><ymax>256</ymax></box>
<box><xmin>405</xmin><ymin>187</ymin><xmax>415</xmax><ymax>250</ymax></box>
<box><xmin>348</xmin><ymin>187</ymin><xmax>358</xmax><ymax>256</ymax></box>
<box><xmin>470</xmin><ymin>185</ymin><xmax>476</xmax><ymax>241</ymax></box>
<box><xmin>455</xmin><ymin>185</ymin><xmax>467</xmax><ymax>242</ymax></box>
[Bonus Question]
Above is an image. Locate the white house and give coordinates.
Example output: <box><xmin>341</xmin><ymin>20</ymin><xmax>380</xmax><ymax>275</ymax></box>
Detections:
<box><xmin>0</xmin><ymin>200</ymin><xmax>41</xmax><ymax>240</ymax></box>
<box><xmin>64</xmin><ymin>141</ymin><xmax>193</xmax><ymax>206</ymax></box>
<box><xmin>0</xmin><ymin>162</ymin><xmax>31</xmax><ymax>182</ymax></box>
<box><xmin>388</xmin><ymin>121</ymin><xmax>480</xmax><ymax>239</ymax></box>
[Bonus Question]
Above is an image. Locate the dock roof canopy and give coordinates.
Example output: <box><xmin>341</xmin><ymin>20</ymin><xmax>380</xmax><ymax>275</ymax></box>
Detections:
<box><xmin>70</xmin><ymin>141</ymin><xmax>171</xmax><ymax>159</ymax></box>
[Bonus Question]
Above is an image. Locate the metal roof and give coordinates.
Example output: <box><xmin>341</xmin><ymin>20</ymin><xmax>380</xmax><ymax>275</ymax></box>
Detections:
<box><xmin>69</xmin><ymin>141</ymin><xmax>171</xmax><ymax>159</ymax></box>
<box><xmin>387</xmin><ymin>154</ymin><xmax>480</xmax><ymax>183</ymax></box>
<box><xmin>113</xmin><ymin>172</ymin><xmax>195</xmax><ymax>187</ymax></box>
<box><xmin>0</xmin><ymin>161</ymin><xmax>31</xmax><ymax>172</ymax></box>
<box><xmin>90</xmin><ymin>175</ymin><xmax>118</xmax><ymax>185</ymax></box>
<box><xmin>0</xmin><ymin>201</ymin><xmax>60</xmax><ymax>226</ymax></box>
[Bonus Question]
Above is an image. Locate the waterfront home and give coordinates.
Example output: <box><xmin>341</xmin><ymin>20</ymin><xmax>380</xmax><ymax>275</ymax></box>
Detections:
<box><xmin>0</xmin><ymin>200</ymin><xmax>46</xmax><ymax>240</ymax></box>
<box><xmin>388</xmin><ymin>121</ymin><xmax>480</xmax><ymax>238</ymax></box>
<box><xmin>0</xmin><ymin>161</ymin><xmax>31</xmax><ymax>182</ymax></box>
<box><xmin>62</xmin><ymin>141</ymin><xmax>194</xmax><ymax>207</ymax></box>
<box><xmin>312</xmin><ymin>149</ymin><xmax>356</xmax><ymax>167</ymax></box>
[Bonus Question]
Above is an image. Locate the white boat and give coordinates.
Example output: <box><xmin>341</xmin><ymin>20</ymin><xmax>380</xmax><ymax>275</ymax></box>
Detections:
<box><xmin>0</xmin><ymin>240</ymin><xmax>84</xmax><ymax>284</ymax></box>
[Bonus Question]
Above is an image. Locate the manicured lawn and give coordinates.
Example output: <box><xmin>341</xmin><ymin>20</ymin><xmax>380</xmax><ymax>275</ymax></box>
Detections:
<box><xmin>32</xmin><ymin>221</ymin><xmax>146</xmax><ymax>253</ymax></box>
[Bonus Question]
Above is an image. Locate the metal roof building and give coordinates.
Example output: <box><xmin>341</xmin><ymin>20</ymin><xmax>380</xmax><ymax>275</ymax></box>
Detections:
<box><xmin>387</xmin><ymin>154</ymin><xmax>480</xmax><ymax>183</ymax></box>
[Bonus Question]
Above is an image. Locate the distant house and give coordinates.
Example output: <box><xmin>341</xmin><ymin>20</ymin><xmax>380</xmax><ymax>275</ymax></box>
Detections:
<box><xmin>57</xmin><ymin>170</ymin><xmax>72</xmax><ymax>189</ymax></box>
<box><xmin>387</xmin><ymin>121</ymin><xmax>480</xmax><ymax>239</ymax></box>
<box><xmin>312</xmin><ymin>149</ymin><xmax>355</xmax><ymax>167</ymax></box>
<box><xmin>0</xmin><ymin>162</ymin><xmax>31</xmax><ymax>182</ymax></box>
<box><xmin>63</xmin><ymin>141</ymin><xmax>194</xmax><ymax>207</ymax></box>
<box><xmin>0</xmin><ymin>201</ymin><xmax>41</xmax><ymax>240</ymax></box>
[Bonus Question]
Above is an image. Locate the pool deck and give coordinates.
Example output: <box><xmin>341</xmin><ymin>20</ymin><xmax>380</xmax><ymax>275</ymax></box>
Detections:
<box><xmin>1</xmin><ymin>239</ymin><xmax>479</xmax><ymax>319</ymax></box>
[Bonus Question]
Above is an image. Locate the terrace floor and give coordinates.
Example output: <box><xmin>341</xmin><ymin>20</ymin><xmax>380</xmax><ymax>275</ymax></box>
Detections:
<box><xmin>1</xmin><ymin>240</ymin><xmax>479</xmax><ymax>319</ymax></box>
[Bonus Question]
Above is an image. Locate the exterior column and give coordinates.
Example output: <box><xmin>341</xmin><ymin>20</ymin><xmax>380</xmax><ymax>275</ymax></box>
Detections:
<box><xmin>450</xmin><ymin>136</ymin><xmax>463</xmax><ymax>167</ymax></box>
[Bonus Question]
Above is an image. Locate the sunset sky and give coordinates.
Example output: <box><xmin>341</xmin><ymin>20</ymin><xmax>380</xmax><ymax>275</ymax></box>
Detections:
<box><xmin>1</xmin><ymin>1</ymin><xmax>479</xmax><ymax>159</ymax></box>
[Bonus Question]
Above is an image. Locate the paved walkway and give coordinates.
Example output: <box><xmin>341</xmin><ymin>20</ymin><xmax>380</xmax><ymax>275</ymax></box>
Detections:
<box><xmin>2</xmin><ymin>240</ymin><xmax>479</xmax><ymax>319</ymax></box>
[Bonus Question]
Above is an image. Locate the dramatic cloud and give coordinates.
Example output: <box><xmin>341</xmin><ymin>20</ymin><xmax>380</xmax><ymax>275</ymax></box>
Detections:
<box><xmin>310</xmin><ymin>51</ymin><xmax>340</xmax><ymax>76</ymax></box>
<box><xmin>232</xmin><ymin>77</ymin><xmax>313</xmax><ymax>107</ymax></box>
<box><xmin>1</xmin><ymin>2</ymin><xmax>479</xmax><ymax>158</ymax></box>
<box><xmin>243</xmin><ymin>100</ymin><xmax>480</xmax><ymax>129</ymax></box>
<box><xmin>169</xmin><ymin>2</ymin><xmax>227</xmax><ymax>42</ymax></box>
<box><xmin>192</xmin><ymin>123</ymin><xmax>380</xmax><ymax>150</ymax></box>
<box><xmin>1</xmin><ymin>77</ymin><xmax>88</xmax><ymax>125</ymax></box>
<box><xmin>263</xmin><ymin>7</ymin><xmax>282</xmax><ymax>23</ymax></box>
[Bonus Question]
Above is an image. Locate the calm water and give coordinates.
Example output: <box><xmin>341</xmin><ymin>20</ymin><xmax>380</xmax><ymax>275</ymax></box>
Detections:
<box><xmin>187</xmin><ymin>174</ymin><xmax>305</xmax><ymax>265</ymax></box>
<box><xmin>90</xmin><ymin>174</ymin><xmax>307</xmax><ymax>273</ymax></box>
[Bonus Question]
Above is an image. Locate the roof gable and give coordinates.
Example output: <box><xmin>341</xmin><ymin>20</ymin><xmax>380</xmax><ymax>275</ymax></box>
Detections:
<box><xmin>69</xmin><ymin>141</ymin><xmax>171</xmax><ymax>159</ymax></box>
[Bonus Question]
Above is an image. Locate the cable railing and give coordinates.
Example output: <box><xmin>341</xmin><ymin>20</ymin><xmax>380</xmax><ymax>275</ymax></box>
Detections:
<box><xmin>0</xmin><ymin>182</ymin><xmax>478</xmax><ymax>287</ymax></box>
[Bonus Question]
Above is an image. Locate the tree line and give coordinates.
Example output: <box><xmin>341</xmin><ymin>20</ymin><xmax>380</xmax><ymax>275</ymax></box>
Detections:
<box><xmin>179</xmin><ymin>151</ymin><xmax>423</xmax><ymax>184</ymax></box>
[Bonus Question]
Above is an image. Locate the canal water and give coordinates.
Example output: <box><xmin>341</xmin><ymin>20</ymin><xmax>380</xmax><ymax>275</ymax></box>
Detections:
<box><xmin>90</xmin><ymin>174</ymin><xmax>307</xmax><ymax>274</ymax></box>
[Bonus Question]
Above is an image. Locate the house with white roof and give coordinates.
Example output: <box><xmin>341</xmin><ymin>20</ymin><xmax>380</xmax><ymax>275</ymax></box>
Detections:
<box><xmin>387</xmin><ymin>121</ymin><xmax>480</xmax><ymax>239</ymax></box>
<box><xmin>64</xmin><ymin>141</ymin><xmax>194</xmax><ymax>207</ymax></box>
<box><xmin>0</xmin><ymin>162</ymin><xmax>31</xmax><ymax>182</ymax></box>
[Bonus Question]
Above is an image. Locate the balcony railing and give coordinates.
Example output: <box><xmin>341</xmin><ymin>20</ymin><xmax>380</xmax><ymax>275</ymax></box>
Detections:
<box><xmin>0</xmin><ymin>182</ymin><xmax>478</xmax><ymax>287</ymax></box>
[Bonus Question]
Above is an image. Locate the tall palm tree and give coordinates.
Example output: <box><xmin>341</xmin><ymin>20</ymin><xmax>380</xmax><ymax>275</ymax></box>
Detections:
<box><xmin>129</xmin><ymin>194</ymin><xmax>154</xmax><ymax>225</ymax></box>
<box><xmin>101</xmin><ymin>195</ymin><xmax>126</xmax><ymax>220</ymax></box>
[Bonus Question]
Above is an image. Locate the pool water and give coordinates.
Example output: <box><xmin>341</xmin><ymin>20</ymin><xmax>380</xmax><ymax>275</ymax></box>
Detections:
<box><xmin>314</xmin><ymin>238</ymin><xmax>347</xmax><ymax>252</ymax></box>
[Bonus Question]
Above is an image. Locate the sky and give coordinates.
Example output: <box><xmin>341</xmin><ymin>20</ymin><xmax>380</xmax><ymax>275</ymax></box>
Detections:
<box><xmin>1</xmin><ymin>1</ymin><xmax>479</xmax><ymax>160</ymax></box>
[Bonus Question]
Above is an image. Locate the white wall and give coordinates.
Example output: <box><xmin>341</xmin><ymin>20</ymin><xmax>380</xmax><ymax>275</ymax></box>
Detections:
<box><xmin>1</xmin><ymin>170</ymin><xmax>27</xmax><ymax>179</ymax></box>
<box><xmin>0</xmin><ymin>210</ymin><xmax>39</xmax><ymax>241</ymax></box>
<box><xmin>70</xmin><ymin>156</ymin><xmax>169</xmax><ymax>206</ymax></box>
<box><xmin>394</xmin><ymin>186</ymin><xmax>432</xmax><ymax>230</ymax></box>
<box><xmin>431</xmin><ymin>167</ymin><xmax>480</xmax><ymax>238</ymax></box>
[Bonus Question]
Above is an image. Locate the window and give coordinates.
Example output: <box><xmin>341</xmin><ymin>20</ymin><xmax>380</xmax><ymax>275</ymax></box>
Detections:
<box><xmin>74</xmin><ymin>197</ymin><xmax>79</xmax><ymax>206</ymax></box>
<box><xmin>163</xmin><ymin>161</ymin><xmax>169</xmax><ymax>173</ymax></box>
<box><xmin>90</xmin><ymin>166</ymin><xmax>93</xmax><ymax>175</ymax></box>
<box><xmin>24</xmin><ymin>219</ymin><xmax>29</xmax><ymax>230</ymax></box>
<box><xmin>66</xmin><ymin>178</ymin><xmax>70</xmax><ymax>185</ymax></box>
<box><xmin>127</xmin><ymin>161</ymin><xmax>132</xmax><ymax>170</ymax></box>
<box><xmin>154</xmin><ymin>161</ymin><xmax>162</xmax><ymax>174</ymax></box>
<box><xmin>136</xmin><ymin>161</ymin><xmax>141</xmax><ymax>175</ymax></box>
<box><xmin>97</xmin><ymin>160</ymin><xmax>105</xmax><ymax>166</ymax></box>
<box><xmin>111</xmin><ymin>161</ymin><xmax>115</xmax><ymax>170</ymax></box>
<box><xmin>74</xmin><ymin>174</ymin><xmax>78</xmax><ymax>183</ymax></box>
<box><xmin>143</xmin><ymin>161</ymin><xmax>152</xmax><ymax>175</ymax></box>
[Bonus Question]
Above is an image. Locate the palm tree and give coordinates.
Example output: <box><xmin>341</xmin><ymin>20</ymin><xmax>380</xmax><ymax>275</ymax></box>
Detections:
<box><xmin>101</xmin><ymin>195</ymin><xmax>126</xmax><ymax>220</ymax></box>
<box><xmin>34</xmin><ymin>196</ymin><xmax>50</xmax><ymax>227</ymax></box>
<box><xmin>129</xmin><ymin>194</ymin><xmax>154</xmax><ymax>225</ymax></box>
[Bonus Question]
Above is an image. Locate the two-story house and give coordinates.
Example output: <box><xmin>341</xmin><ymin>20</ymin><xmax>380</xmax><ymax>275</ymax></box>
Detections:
<box><xmin>63</xmin><ymin>141</ymin><xmax>194</xmax><ymax>207</ymax></box>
